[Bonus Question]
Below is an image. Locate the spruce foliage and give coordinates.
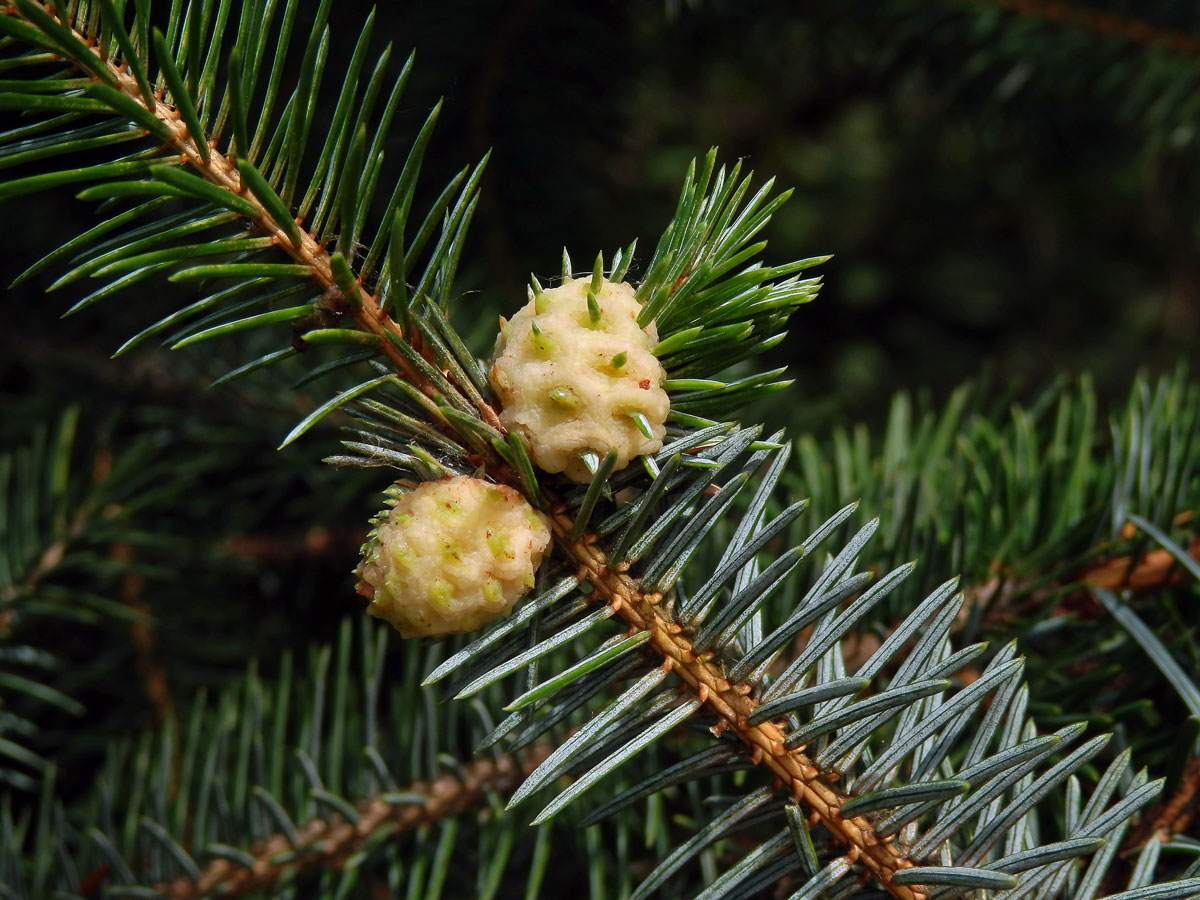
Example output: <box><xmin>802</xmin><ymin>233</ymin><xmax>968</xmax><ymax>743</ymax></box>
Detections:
<box><xmin>1</xmin><ymin>2</ymin><xmax>1198</xmax><ymax>899</ymax></box>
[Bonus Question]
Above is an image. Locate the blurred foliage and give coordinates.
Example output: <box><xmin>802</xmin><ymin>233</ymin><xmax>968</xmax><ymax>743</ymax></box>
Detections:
<box><xmin>7</xmin><ymin>0</ymin><xmax>1200</xmax><ymax>429</ymax></box>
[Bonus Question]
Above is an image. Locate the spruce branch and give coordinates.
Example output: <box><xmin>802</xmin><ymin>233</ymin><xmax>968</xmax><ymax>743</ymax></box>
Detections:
<box><xmin>0</xmin><ymin>407</ymin><xmax>147</xmax><ymax>788</ymax></box>
<box><xmin>2</xmin><ymin>617</ymin><xmax>566</xmax><ymax>898</ymax></box>
<box><xmin>961</xmin><ymin>520</ymin><xmax>1200</xmax><ymax>630</ymax></box>
<box><xmin>111</xmin><ymin>541</ymin><xmax>175</xmax><ymax>725</ymax></box>
<box><xmin>0</xmin><ymin>15</ymin><xmax>910</xmax><ymax>878</ymax></box>
<box><xmin>890</xmin><ymin>0</ymin><xmax>1200</xmax><ymax>141</ymax></box>
<box><xmin>154</xmin><ymin>744</ymin><xmax>553</xmax><ymax>900</ymax></box>
<box><xmin>2</xmin><ymin>406</ymin><xmax>97</xmax><ymax>608</ymax></box>
<box><xmin>1125</xmin><ymin>755</ymin><xmax>1200</xmax><ymax>851</ymax></box>
<box><xmin>544</xmin><ymin>512</ymin><xmax>929</xmax><ymax>900</ymax></box>
<box><xmin>2</xmin><ymin>0</ymin><xmax>468</xmax><ymax>418</ymax></box>
<box><xmin>2</xmin><ymin>4</ymin><xmax>1193</xmax><ymax>898</ymax></box>
<box><xmin>967</xmin><ymin>0</ymin><xmax>1200</xmax><ymax>58</ymax></box>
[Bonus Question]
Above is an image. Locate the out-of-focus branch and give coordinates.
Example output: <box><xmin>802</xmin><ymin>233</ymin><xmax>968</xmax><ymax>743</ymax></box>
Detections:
<box><xmin>155</xmin><ymin>744</ymin><xmax>553</xmax><ymax>900</ymax></box>
<box><xmin>112</xmin><ymin>543</ymin><xmax>174</xmax><ymax>725</ymax></box>
<box><xmin>969</xmin><ymin>0</ymin><xmax>1200</xmax><ymax>57</ymax></box>
<box><xmin>1124</xmin><ymin>755</ymin><xmax>1200</xmax><ymax>851</ymax></box>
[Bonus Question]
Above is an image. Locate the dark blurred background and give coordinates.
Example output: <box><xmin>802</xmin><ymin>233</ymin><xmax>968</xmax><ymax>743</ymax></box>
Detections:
<box><xmin>5</xmin><ymin>0</ymin><xmax>1200</xmax><ymax>434</ymax></box>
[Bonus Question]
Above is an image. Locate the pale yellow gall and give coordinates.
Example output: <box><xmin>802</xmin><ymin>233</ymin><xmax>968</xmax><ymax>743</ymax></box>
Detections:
<box><xmin>356</xmin><ymin>476</ymin><xmax>551</xmax><ymax>638</ymax></box>
<box><xmin>490</xmin><ymin>276</ymin><xmax>670</xmax><ymax>483</ymax></box>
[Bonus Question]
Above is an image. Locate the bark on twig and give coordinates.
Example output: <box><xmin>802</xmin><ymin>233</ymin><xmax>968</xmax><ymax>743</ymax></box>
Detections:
<box><xmin>1123</xmin><ymin>752</ymin><xmax>1200</xmax><ymax>851</ymax></box>
<box><xmin>971</xmin><ymin>0</ymin><xmax>1200</xmax><ymax>57</ymax></box>
<box><xmin>154</xmin><ymin>746</ymin><xmax>553</xmax><ymax>900</ymax></box>
<box><xmin>113</xmin><ymin>542</ymin><xmax>175</xmax><ymax>725</ymax></box>
<box><xmin>548</xmin><ymin>512</ymin><xmax>927</xmax><ymax>900</ymax></box>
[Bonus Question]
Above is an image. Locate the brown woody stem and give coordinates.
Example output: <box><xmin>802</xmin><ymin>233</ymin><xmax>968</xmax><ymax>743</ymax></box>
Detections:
<box><xmin>1123</xmin><ymin>755</ymin><xmax>1200</xmax><ymax>853</ymax></box>
<box><xmin>971</xmin><ymin>0</ymin><xmax>1200</xmax><ymax>57</ymax></box>
<box><xmin>545</xmin><ymin>509</ymin><xmax>926</xmax><ymax>900</ymax></box>
<box><xmin>154</xmin><ymin>747</ymin><xmax>552</xmax><ymax>900</ymax></box>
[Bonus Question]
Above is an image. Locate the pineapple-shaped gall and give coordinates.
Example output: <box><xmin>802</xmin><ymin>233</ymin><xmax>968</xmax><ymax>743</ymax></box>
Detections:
<box><xmin>490</xmin><ymin>276</ymin><xmax>669</xmax><ymax>483</ymax></box>
<box><xmin>356</xmin><ymin>476</ymin><xmax>551</xmax><ymax>638</ymax></box>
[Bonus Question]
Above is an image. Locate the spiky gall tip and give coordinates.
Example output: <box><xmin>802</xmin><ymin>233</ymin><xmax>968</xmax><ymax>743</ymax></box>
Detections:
<box><xmin>489</xmin><ymin>276</ymin><xmax>669</xmax><ymax>483</ymax></box>
<box><xmin>356</xmin><ymin>476</ymin><xmax>552</xmax><ymax>638</ymax></box>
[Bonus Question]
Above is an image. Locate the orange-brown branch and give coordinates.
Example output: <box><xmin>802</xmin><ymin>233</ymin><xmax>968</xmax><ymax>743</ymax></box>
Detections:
<box><xmin>970</xmin><ymin>0</ymin><xmax>1200</xmax><ymax>57</ymax></box>
<box><xmin>546</xmin><ymin>510</ymin><xmax>926</xmax><ymax>900</ymax></box>
<box><xmin>219</xmin><ymin>526</ymin><xmax>365</xmax><ymax>563</ymax></box>
<box><xmin>112</xmin><ymin>543</ymin><xmax>175</xmax><ymax>725</ymax></box>
<box><xmin>154</xmin><ymin>746</ymin><xmax>551</xmax><ymax>900</ymax></box>
<box><xmin>1079</xmin><ymin>535</ymin><xmax>1200</xmax><ymax>594</ymax></box>
<box><xmin>971</xmin><ymin>521</ymin><xmax>1200</xmax><ymax>627</ymax></box>
<box><xmin>1124</xmin><ymin>754</ymin><xmax>1200</xmax><ymax>852</ymax></box>
<box><xmin>11</xmin><ymin>1</ymin><xmax>500</xmax><ymax>432</ymax></box>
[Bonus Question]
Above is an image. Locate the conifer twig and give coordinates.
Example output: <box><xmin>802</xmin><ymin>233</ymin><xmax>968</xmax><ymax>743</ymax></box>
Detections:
<box><xmin>113</xmin><ymin>542</ymin><xmax>175</xmax><ymax>725</ymax></box>
<box><xmin>967</xmin><ymin>0</ymin><xmax>1200</xmax><ymax>57</ymax></box>
<box><xmin>970</xmin><ymin>524</ymin><xmax>1200</xmax><ymax>626</ymax></box>
<box><xmin>546</xmin><ymin>509</ymin><xmax>927</xmax><ymax>900</ymax></box>
<box><xmin>219</xmin><ymin>526</ymin><xmax>364</xmax><ymax>563</ymax></box>
<box><xmin>1079</xmin><ymin>534</ymin><xmax>1200</xmax><ymax>595</ymax></box>
<box><xmin>1122</xmin><ymin>754</ymin><xmax>1200</xmax><ymax>851</ymax></box>
<box><xmin>0</xmin><ymin>498</ymin><xmax>94</xmax><ymax>606</ymax></box>
<box><xmin>153</xmin><ymin>745</ymin><xmax>553</xmax><ymax>900</ymax></box>
<box><xmin>5</xmin><ymin>1</ymin><xmax>499</xmax><ymax>430</ymax></box>
<box><xmin>2</xmin><ymin>9</ymin><xmax>978</xmax><ymax>896</ymax></box>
